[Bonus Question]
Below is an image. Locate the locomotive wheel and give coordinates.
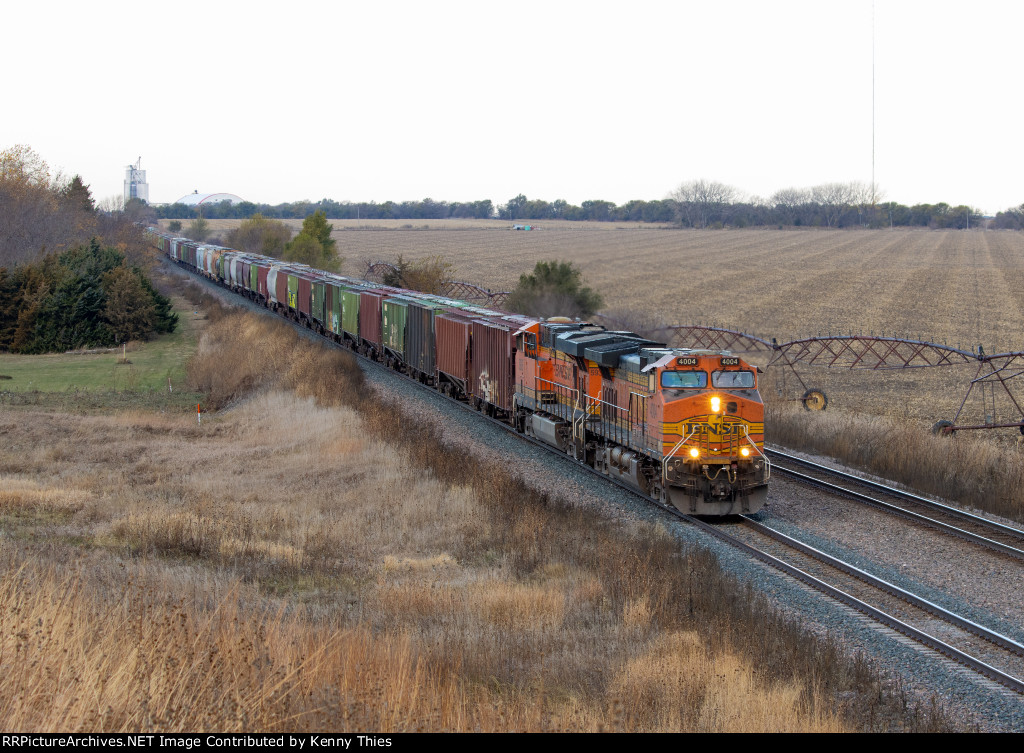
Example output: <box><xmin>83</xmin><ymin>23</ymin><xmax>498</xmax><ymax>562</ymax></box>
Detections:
<box><xmin>932</xmin><ymin>419</ymin><xmax>954</xmax><ymax>436</ymax></box>
<box><xmin>801</xmin><ymin>388</ymin><xmax>828</xmax><ymax>411</ymax></box>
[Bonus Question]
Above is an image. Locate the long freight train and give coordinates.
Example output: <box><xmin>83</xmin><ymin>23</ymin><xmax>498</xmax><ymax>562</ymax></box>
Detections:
<box><xmin>150</xmin><ymin>227</ymin><xmax>769</xmax><ymax>515</ymax></box>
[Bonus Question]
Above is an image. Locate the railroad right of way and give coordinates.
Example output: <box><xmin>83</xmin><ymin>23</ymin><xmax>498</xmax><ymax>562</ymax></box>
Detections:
<box><xmin>161</xmin><ymin>258</ymin><xmax>1024</xmax><ymax>731</ymax></box>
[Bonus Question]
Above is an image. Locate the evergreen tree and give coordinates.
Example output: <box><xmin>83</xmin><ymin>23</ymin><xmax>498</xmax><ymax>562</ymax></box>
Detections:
<box><xmin>506</xmin><ymin>261</ymin><xmax>603</xmax><ymax>319</ymax></box>
<box><xmin>284</xmin><ymin>210</ymin><xmax>340</xmax><ymax>271</ymax></box>
<box><xmin>0</xmin><ymin>238</ymin><xmax>176</xmax><ymax>353</ymax></box>
<box><xmin>138</xmin><ymin>274</ymin><xmax>178</xmax><ymax>334</ymax></box>
<box><xmin>102</xmin><ymin>266</ymin><xmax>156</xmax><ymax>343</ymax></box>
<box><xmin>60</xmin><ymin>175</ymin><xmax>95</xmax><ymax>213</ymax></box>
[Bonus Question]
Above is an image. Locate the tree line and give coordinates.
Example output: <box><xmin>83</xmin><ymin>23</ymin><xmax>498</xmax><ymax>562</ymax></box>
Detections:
<box><xmin>153</xmin><ymin>182</ymin><xmax>1008</xmax><ymax>230</ymax></box>
<box><xmin>156</xmin><ymin>198</ymin><xmax>497</xmax><ymax>222</ymax></box>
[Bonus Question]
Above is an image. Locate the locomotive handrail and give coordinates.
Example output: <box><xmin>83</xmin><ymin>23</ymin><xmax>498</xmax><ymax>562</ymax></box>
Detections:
<box><xmin>572</xmin><ymin>391</ymin><xmax>587</xmax><ymax>444</ymax></box>
<box><xmin>742</xmin><ymin>425</ymin><xmax>770</xmax><ymax>482</ymax></box>
<box><xmin>662</xmin><ymin>427</ymin><xmax>699</xmax><ymax>494</ymax></box>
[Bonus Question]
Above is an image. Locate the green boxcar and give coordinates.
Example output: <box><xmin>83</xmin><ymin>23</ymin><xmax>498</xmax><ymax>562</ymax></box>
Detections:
<box><xmin>312</xmin><ymin>281</ymin><xmax>327</xmax><ymax>327</ymax></box>
<box><xmin>329</xmin><ymin>283</ymin><xmax>342</xmax><ymax>335</ymax></box>
<box><xmin>287</xmin><ymin>274</ymin><xmax>299</xmax><ymax>311</ymax></box>
<box><xmin>341</xmin><ymin>287</ymin><xmax>361</xmax><ymax>339</ymax></box>
<box><xmin>382</xmin><ymin>297</ymin><xmax>410</xmax><ymax>358</ymax></box>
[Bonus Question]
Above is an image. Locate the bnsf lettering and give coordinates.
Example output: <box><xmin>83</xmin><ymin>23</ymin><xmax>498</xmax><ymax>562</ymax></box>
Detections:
<box><xmin>554</xmin><ymin>361</ymin><xmax>573</xmax><ymax>381</ymax></box>
<box><xmin>684</xmin><ymin>421</ymin><xmax>744</xmax><ymax>435</ymax></box>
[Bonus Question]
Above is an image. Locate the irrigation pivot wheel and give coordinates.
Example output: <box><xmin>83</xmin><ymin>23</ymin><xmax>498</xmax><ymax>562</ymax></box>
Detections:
<box><xmin>932</xmin><ymin>419</ymin><xmax>954</xmax><ymax>436</ymax></box>
<box><xmin>801</xmin><ymin>388</ymin><xmax>829</xmax><ymax>411</ymax></box>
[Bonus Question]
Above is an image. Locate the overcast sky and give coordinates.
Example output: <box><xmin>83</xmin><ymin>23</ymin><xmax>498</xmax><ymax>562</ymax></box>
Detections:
<box><xmin>5</xmin><ymin>0</ymin><xmax>1021</xmax><ymax>214</ymax></box>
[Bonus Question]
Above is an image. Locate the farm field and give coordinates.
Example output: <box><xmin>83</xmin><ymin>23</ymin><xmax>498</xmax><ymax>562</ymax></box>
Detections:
<box><xmin>175</xmin><ymin>221</ymin><xmax>1024</xmax><ymax>430</ymax></box>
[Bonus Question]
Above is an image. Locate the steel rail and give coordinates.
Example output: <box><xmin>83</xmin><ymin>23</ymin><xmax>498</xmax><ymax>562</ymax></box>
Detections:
<box><xmin>767</xmin><ymin>448</ymin><xmax>1024</xmax><ymax>539</ymax></box>
<box><xmin>739</xmin><ymin>516</ymin><xmax>1024</xmax><ymax>658</ymax></box>
<box><xmin>684</xmin><ymin>514</ymin><xmax>1024</xmax><ymax>695</ymax></box>
<box><xmin>164</xmin><ymin>255</ymin><xmax>1024</xmax><ymax>697</ymax></box>
<box><xmin>766</xmin><ymin>449</ymin><xmax>1024</xmax><ymax>561</ymax></box>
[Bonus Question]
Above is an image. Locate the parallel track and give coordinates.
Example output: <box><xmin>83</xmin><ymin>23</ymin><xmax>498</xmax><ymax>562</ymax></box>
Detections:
<box><xmin>730</xmin><ymin>516</ymin><xmax>1024</xmax><ymax>693</ymax></box>
<box><xmin>767</xmin><ymin>449</ymin><xmax>1024</xmax><ymax>561</ymax></box>
<box><xmin>169</xmin><ymin>258</ymin><xmax>1024</xmax><ymax>697</ymax></box>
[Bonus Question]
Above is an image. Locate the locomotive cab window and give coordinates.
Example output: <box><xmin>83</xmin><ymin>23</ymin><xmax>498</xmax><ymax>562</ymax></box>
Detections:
<box><xmin>712</xmin><ymin>370</ymin><xmax>755</xmax><ymax>389</ymax></box>
<box><xmin>661</xmin><ymin>370</ymin><xmax>707</xmax><ymax>389</ymax></box>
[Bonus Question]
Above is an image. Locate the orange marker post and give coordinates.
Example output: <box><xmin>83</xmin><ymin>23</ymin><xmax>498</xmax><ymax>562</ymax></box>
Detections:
<box><xmin>197</xmin><ymin>403</ymin><xmax>202</xmax><ymax>425</ymax></box>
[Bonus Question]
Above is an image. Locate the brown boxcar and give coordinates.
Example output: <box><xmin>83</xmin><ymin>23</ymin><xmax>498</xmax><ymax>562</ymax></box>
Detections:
<box><xmin>274</xmin><ymin>266</ymin><xmax>289</xmax><ymax>307</ymax></box>
<box><xmin>470</xmin><ymin>318</ymin><xmax>516</xmax><ymax>412</ymax></box>
<box><xmin>358</xmin><ymin>289</ymin><xmax>387</xmax><ymax>351</ymax></box>
<box><xmin>435</xmin><ymin>312</ymin><xmax>472</xmax><ymax>393</ymax></box>
<box><xmin>290</xmin><ymin>271</ymin><xmax>314</xmax><ymax>319</ymax></box>
<box><xmin>256</xmin><ymin>261</ymin><xmax>272</xmax><ymax>301</ymax></box>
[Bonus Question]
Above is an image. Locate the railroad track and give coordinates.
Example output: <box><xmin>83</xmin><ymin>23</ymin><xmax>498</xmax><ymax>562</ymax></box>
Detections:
<box><xmin>727</xmin><ymin>515</ymin><xmax>1024</xmax><ymax>694</ymax></box>
<box><xmin>169</xmin><ymin>260</ymin><xmax>1024</xmax><ymax>698</ymax></box>
<box><xmin>766</xmin><ymin>448</ymin><xmax>1024</xmax><ymax>561</ymax></box>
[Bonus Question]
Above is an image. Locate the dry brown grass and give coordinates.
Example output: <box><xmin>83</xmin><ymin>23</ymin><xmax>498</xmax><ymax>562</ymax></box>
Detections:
<box><xmin>0</xmin><ymin>385</ymin><xmax>855</xmax><ymax>732</ymax></box>
<box><xmin>767</xmin><ymin>400</ymin><xmax>1024</xmax><ymax>521</ymax></box>
<box><xmin>0</xmin><ymin>307</ymin><xmax>962</xmax><ymax>731</ymax></box>
<box><xmin>0</xmin><ymin>551</ymin><xmax>846</xmax><ymax>732</ymax></box>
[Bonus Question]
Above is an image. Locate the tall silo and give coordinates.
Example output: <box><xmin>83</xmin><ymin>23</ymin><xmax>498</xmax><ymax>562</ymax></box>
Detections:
<box><xmin>124</xmin><ymin>157</ymin><xmax>149</xmax><ymax>204</ymax></box>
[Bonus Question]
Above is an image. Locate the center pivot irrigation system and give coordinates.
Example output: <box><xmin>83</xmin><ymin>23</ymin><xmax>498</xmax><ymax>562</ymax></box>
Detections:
<box><xmin>358</xmin><ymin>264</ymin><xmax>1024</xmax><ymax>437</ymax></box>
<box><xmin>361</xmin><ymin>261</ymin><xmax>511</xmax><ymax>309</ymax></box>
<box><xmin>646</xmin><ymin>324</ymin><xmax>1024</xmax><ymax>437</ymax></box>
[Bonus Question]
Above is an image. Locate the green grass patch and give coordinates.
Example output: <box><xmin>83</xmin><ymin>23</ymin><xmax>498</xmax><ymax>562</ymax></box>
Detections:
<box><xmin>0</xmin><ymin>388</ymin><xmax>204</xmax><ymax>414</ymax></box>
<box><xmin>0</xmin><ymin>508</ymin><xmax>77</xmax><ymax>531</ymax></box>
<box><xmin>0</xmin><ymin>295</ymin><xmax>204</xmax><ymax>395</ymax></box>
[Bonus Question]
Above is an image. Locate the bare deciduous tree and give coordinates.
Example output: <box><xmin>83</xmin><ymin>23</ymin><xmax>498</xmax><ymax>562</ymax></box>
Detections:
<box><xmin>810</xmin><ymin>183</ymin><xmax>860</xmax><ymax>228</ymax></box>
<box><xmin>225</xmin><ymin>214</ymin><xmax>292</xmax><ymax>257</ymax></box>
<box><xmin>0</xmin><ymin>145</ymin><xmax>81</xmax><ymax>266</ymax></box>
<box><xmin>670</xmin><ymin>179</ymin><xmax>737</xmax><ymax>228</ymax></box>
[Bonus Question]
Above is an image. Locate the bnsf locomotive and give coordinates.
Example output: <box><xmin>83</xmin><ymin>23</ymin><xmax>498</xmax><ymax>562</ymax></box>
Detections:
<box><xmin>150</xmin><ymin>228</ymin><xmax>769</xmax><ymax>515</ymax></box>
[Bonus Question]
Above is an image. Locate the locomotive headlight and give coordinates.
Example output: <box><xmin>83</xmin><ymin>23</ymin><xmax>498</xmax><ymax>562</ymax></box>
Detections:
<box><xmin>740</xmin><ymin>447</ymin><xmax>750</xmax><ymax>458</ymax></box>
<box><xmin>689</xmin><ymin>447</ymin><xmax>700</xmax><ymax>459</ymax></box>
<box><xmin>710</xmin><ymin>396</ymin><xmax>721</xmax><ymax>413</ymax></box>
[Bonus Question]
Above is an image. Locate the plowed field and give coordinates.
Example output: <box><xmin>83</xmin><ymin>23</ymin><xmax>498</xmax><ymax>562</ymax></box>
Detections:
<box><xmin>175</xmin><ymin>221</ymin><xmax>1024</xmax><ymax>428</ymax></box>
